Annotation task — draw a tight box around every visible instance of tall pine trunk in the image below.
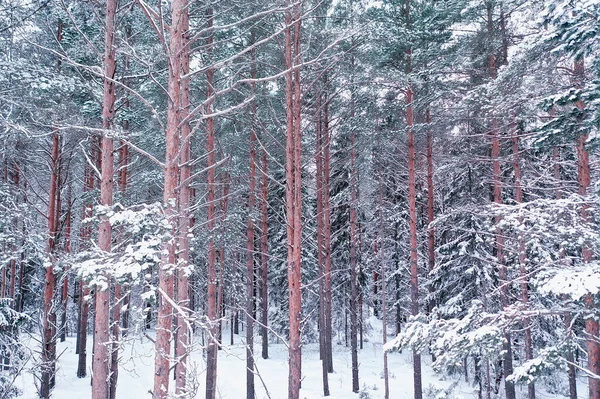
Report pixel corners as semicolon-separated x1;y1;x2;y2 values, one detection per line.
486;4;515;398
153;1;185;398
260;147;269;360
174;6;191;396
512;124;535;399
41;129;59;399
92;0;117;395
77;137;96;377
245;41;258;398
573;57;600;399
205;7;219;399
315;93;329;396
322;83;333;374
553;144;578;399
285;2;303;397
405;2;422;397
349;100;360;394
378;132;390;399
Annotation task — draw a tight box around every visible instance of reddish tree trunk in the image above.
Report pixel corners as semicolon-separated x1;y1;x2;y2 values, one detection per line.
41;129;59;399
285;3;303;397
405;3;422;397
573;57;600;399
153;2;186;399
92;0;117;396
486;4;515;398
174;7;191;397
407;87;422;399
315;93;329;396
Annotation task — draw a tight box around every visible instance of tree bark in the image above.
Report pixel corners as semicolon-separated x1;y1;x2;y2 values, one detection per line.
573;57;600;399
349;94;360;395
246;39;258;398
486;4;515;399
425;109;435;312
153;2;185;398
92;0;117;395
378;132;390;399
174;6;191;396
553;145;578;399
205;7;219;399
77;138;96;377
322;78;333;373
60;179;72;343
285;3;303;397
315;93;329;396
41;128;59;399
405;2;422;397
512;124;535;399
260;147;269;361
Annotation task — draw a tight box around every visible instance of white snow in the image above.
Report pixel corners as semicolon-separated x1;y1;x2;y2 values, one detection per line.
13;315;587;398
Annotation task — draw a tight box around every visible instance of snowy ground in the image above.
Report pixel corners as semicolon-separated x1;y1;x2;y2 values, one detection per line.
15;316;587;398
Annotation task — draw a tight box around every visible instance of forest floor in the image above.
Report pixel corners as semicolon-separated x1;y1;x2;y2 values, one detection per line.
16;315;586;398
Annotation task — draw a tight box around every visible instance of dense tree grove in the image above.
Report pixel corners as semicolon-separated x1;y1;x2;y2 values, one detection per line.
0;0;599;398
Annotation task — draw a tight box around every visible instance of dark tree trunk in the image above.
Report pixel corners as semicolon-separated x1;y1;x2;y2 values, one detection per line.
260;147;269;361
205;8;219;399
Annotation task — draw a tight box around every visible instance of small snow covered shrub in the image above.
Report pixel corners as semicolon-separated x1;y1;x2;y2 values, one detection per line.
0;299;29;399
358;386;372;399
425;383;453;399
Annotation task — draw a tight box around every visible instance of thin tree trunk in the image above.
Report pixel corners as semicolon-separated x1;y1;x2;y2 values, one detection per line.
349;100;360;395
315;93;329;396
425;108;435;314
60;180;72;343
9;163;19;305
77;140;95;377
245;39;258;398
92;0;117;395
322;80;333;373
405;2;422;397
260;147;269;360
512;125;535;399
120;26;132;339
378;132;390;399
41;128;59;399
205;7;219;399
486;4;515;398
553;145;578;399
217;170;230;351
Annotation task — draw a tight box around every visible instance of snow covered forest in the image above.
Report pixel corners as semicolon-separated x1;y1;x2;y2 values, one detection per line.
0;0;599;398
